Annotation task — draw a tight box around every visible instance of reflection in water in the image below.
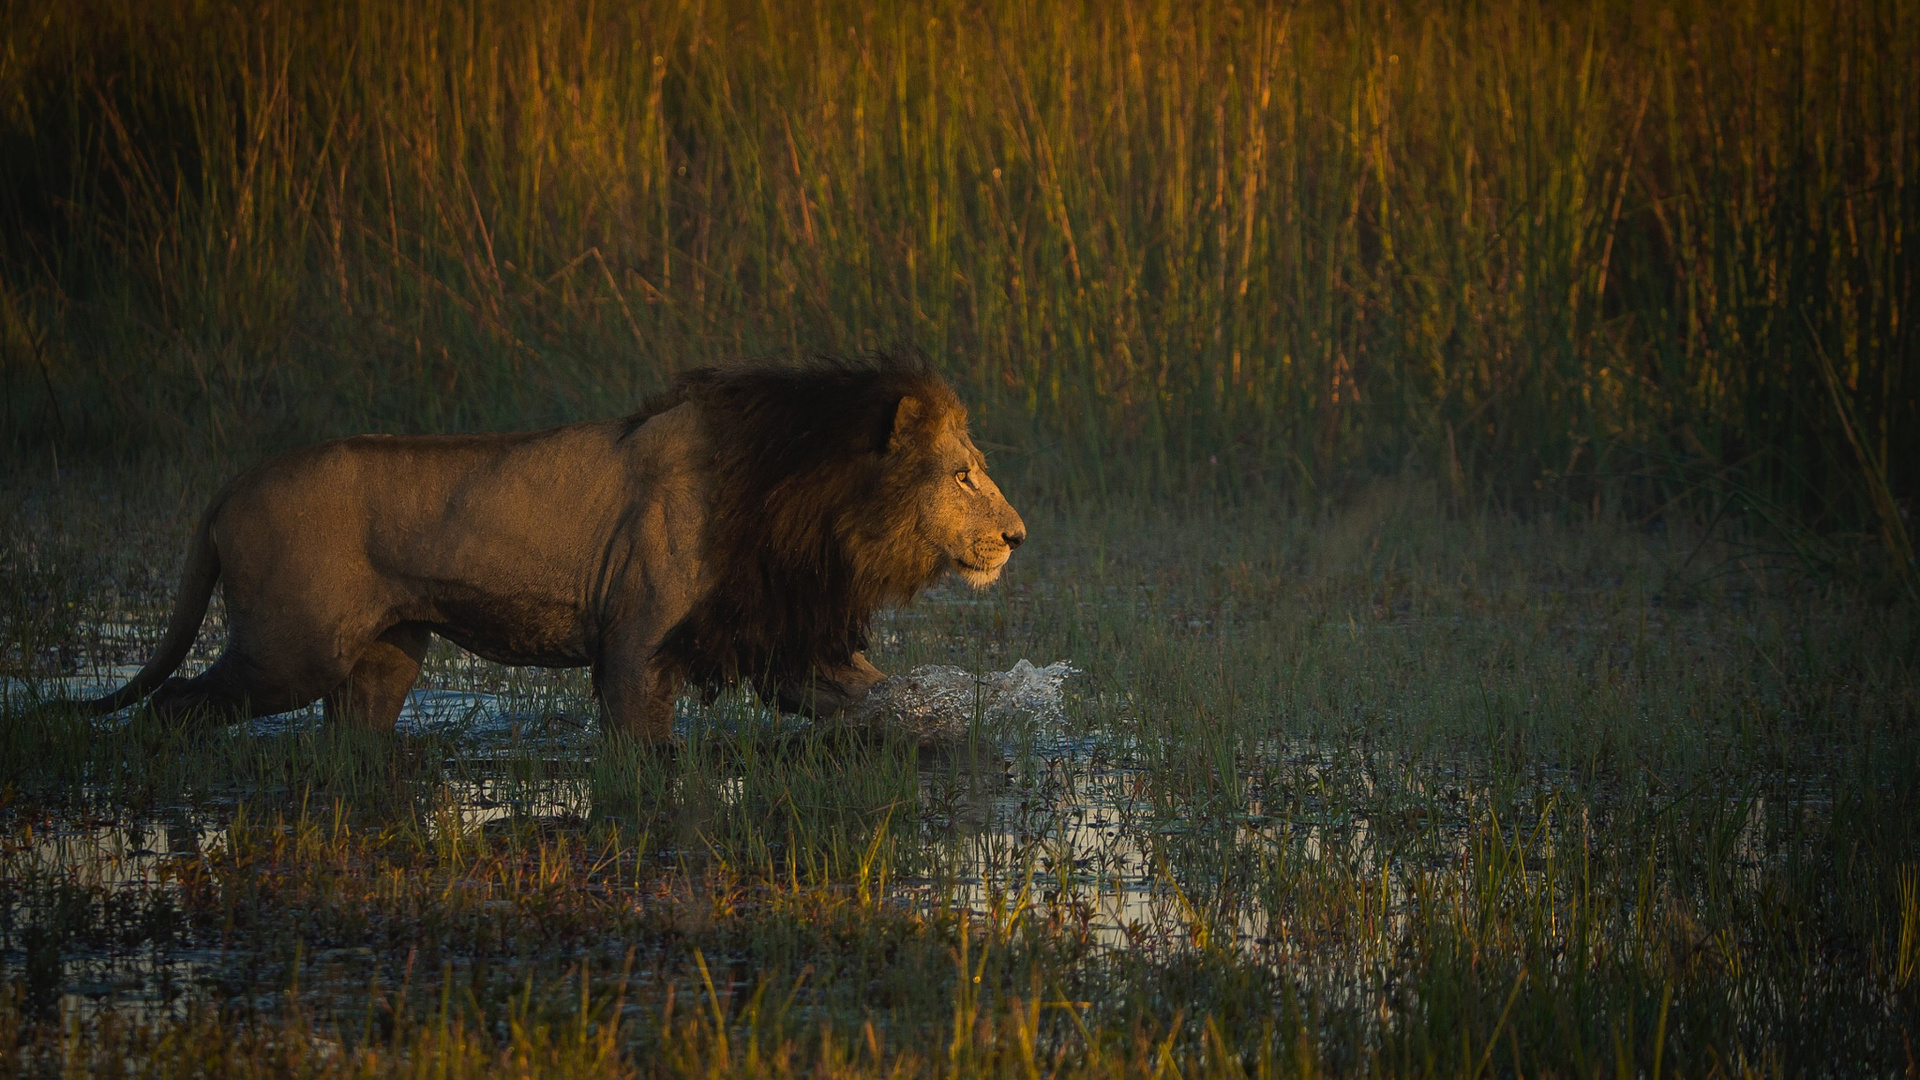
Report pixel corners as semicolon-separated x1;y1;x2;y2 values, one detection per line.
9;810;229;1024
908;740;1468;965
1;663;1800;1043
432;775;593;835
1;688;1474;1023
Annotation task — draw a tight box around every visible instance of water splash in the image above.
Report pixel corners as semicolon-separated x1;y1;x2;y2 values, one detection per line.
846;659;1078;745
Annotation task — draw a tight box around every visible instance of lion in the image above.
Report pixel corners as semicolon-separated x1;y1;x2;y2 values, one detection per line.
57;356;1025;740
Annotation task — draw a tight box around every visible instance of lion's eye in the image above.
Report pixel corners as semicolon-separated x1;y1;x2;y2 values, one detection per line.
956;469;977;490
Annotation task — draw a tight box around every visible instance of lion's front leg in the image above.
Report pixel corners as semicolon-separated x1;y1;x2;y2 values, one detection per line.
773;652;886;718
594;641;679;743
831;652;887;701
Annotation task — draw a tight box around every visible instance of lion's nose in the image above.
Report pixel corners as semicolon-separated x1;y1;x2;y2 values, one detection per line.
1004;529;1025;550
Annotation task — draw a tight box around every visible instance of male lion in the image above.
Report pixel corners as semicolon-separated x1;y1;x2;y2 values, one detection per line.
62;356;1025;740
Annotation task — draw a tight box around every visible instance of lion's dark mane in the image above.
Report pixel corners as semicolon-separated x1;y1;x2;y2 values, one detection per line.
641;355;963;698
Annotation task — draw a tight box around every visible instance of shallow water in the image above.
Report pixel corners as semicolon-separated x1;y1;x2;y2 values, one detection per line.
6;806;229;1023
0;655;1844;1052
3;670;576;741
2;661;1118;1018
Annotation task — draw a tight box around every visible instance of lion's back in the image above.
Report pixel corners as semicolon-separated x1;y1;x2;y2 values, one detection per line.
203;410;711;635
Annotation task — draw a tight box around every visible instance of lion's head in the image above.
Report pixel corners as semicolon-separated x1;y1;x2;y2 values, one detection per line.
652;356;1026;693
874;391;1025;589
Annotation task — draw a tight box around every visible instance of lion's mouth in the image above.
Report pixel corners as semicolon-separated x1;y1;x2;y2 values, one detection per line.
952;552;1010;588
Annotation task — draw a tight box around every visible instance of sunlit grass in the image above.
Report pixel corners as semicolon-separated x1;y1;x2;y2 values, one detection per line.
1;0;1914;553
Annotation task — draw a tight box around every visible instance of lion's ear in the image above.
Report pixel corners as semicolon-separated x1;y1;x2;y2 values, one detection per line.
888;395;927;452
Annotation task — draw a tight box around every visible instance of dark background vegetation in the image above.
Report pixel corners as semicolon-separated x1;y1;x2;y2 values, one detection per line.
0;0;1913;548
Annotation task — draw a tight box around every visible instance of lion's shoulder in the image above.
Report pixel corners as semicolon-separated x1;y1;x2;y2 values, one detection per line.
652;355;965;688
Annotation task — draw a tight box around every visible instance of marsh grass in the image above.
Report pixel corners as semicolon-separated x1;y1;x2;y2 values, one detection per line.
0;0;1915;542
2;2;1917;1067
3;460;1916;1075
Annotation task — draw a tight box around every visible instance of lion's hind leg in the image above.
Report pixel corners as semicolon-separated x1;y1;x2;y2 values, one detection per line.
147;653;312;725
323;624;431;732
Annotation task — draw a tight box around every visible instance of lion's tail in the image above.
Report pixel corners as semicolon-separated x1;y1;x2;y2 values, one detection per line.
73;517;222;717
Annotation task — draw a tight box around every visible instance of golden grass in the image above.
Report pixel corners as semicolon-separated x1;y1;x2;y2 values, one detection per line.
0;0;1913;535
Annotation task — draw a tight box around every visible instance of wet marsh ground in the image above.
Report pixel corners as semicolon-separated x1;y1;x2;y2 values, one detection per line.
2;461;1917;1077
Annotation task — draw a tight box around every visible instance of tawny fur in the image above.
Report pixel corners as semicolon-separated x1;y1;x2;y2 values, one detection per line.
60;356;1026;740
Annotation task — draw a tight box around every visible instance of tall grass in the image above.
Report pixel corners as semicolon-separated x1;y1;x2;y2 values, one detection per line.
0;0;1914;524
